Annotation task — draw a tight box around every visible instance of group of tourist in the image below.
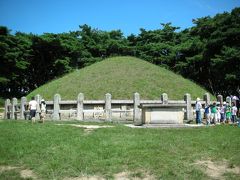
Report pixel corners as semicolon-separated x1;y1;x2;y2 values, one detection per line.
28;97;46;123
195;97;239;125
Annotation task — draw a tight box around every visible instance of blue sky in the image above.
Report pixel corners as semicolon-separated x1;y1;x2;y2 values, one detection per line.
0;0;239;36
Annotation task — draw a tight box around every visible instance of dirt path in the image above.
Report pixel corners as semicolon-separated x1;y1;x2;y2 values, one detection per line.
194;159;240;179
56;124;114;134
0;165;38;179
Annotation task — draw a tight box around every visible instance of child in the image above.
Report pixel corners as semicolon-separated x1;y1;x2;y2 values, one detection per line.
225;103;232;123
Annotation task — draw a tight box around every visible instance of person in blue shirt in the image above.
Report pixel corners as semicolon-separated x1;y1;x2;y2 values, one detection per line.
204;103;211;125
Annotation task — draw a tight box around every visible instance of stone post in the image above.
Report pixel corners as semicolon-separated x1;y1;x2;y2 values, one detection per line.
226;96;231;105
161;93;168;104
11;98;18;119
133;92;141;125
35;94;41;120
217;95;223;105
53;94;61;120
203;93;210;105
105;93;112;121
184;93;192;120
77;93;84;120
20;97;27;119
4;99;10;119
121;105;127;120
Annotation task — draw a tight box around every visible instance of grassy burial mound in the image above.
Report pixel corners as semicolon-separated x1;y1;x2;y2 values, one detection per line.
27;56;212;100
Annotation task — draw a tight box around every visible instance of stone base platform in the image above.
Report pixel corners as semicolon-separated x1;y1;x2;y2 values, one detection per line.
125;124;205;128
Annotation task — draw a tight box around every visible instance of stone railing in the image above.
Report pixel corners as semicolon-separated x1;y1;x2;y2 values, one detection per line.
4;93;229;124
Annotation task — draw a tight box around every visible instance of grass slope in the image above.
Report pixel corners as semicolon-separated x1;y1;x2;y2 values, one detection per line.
28;56;213;100
0;120;239;179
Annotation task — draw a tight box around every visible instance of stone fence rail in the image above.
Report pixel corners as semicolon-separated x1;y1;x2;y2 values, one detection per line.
4;93;229;125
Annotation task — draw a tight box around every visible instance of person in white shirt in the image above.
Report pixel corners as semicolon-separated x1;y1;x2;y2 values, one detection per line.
28;97;38;123
195;97;202;124
220;102;226;123
231;102;238;123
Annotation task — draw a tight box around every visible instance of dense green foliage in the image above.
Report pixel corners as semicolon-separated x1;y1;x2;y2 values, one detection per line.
27;56;212;100
0;120;239;179
0;8;239;98
0;97;4;107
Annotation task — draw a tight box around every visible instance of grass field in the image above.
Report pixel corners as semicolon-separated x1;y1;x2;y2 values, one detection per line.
27;56;214;100
0;120;239;180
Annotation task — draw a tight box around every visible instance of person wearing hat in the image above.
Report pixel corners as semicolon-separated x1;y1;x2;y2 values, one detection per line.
195;97;202;124
40;99;46;123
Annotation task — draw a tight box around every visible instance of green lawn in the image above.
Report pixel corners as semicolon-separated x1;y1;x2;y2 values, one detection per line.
0;120;239;179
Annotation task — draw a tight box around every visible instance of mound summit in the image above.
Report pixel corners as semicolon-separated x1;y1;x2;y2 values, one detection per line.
28;56;212;100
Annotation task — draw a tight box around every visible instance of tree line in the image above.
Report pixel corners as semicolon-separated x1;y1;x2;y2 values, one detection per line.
0;7;239;98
